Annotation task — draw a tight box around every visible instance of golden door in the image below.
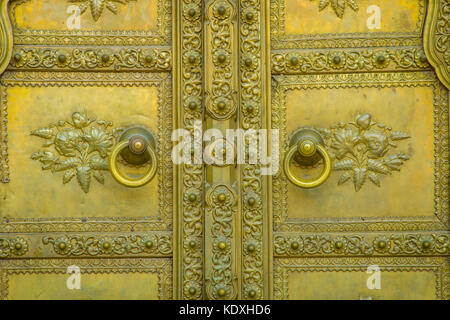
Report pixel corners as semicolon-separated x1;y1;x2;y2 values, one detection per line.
0;0;448;300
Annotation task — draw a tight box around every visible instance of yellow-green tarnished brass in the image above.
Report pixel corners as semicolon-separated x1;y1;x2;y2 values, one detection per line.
283;128;332;189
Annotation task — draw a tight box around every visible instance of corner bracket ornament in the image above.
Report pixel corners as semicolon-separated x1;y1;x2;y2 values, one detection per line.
424;0;450;89
0;0;13;76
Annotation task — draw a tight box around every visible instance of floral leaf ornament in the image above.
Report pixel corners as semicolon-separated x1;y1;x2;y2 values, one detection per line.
31;111;120;193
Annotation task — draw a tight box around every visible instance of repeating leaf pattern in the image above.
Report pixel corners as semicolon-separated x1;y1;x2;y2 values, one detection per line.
319;113;411;192
31;111;121;193
310;0;359;18
68;0;137;22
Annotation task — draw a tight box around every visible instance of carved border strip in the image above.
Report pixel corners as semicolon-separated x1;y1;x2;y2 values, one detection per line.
239;0;267;300
0;236;28;257
10;0;172;46
274;232;450;257
424;0;450;89
7;46;172;72
0;72;173;232
270;0;425;50
0;258;173;300
271;47;432;74
273;256;448;300
272;72;449;232
177;0;204;300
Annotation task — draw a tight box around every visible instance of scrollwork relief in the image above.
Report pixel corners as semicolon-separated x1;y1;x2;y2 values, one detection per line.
42;233;172;256
205;184;237;300
310;0;359;19
0;237;28;257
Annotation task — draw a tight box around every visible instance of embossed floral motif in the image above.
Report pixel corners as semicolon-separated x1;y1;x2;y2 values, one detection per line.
68;0;137;22
319;113;411;191
310;0;359;18
244;286;261;299
31;111;122;193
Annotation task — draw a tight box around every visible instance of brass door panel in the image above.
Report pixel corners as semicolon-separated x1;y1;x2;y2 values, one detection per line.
0;0;449;300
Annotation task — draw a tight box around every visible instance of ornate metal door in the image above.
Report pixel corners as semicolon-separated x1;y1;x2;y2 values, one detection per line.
0;0;449;300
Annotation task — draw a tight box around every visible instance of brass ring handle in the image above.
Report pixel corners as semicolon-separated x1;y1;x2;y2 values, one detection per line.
109;127;157;188
283;129;332;189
